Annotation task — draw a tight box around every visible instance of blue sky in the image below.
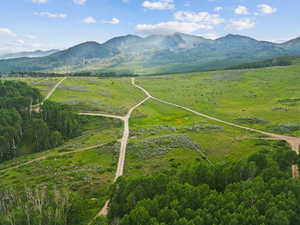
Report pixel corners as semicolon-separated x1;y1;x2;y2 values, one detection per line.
0;0;299;53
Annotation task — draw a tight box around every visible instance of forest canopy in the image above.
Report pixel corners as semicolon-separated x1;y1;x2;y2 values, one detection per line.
0;80;81;162
105;142;300;225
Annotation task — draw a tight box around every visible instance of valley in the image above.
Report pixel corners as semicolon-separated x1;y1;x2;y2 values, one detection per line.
0;61;299;224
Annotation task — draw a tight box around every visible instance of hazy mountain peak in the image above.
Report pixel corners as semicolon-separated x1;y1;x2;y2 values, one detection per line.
218;34;257;41
103;34;143;50
282;36;300;45
1;33;300;74
72;41;102;48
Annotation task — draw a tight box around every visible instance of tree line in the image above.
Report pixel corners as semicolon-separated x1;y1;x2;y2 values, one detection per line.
1;71;138;78
0;80;81;163
103;141;300;225
228;56;295;70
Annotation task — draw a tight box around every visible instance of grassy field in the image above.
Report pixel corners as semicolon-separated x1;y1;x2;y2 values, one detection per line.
137;63;300;137
50;77;145;115
124;99;280;176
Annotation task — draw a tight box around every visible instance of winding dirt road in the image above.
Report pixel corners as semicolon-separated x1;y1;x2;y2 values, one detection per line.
79;94;151;181
132;78;300;178
85;82;151;223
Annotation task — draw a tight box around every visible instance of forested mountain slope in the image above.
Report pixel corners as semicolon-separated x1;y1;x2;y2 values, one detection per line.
1;33;300;75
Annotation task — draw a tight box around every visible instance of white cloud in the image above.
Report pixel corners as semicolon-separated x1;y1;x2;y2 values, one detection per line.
0;28;16;36
25;34;38;40
214;7;223;12
227;18;255;30
257;4;277;14
137;10;224;35
34;12;67;19
73;0;87;5
32;0;48;3
16;39;25;45
102;18;120;24
136;21;208;35
142;0;175;10
174;11;224;25
234;5;250;15
83;16;96;24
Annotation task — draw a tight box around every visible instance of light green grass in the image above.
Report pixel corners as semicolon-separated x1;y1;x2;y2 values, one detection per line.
137;64;300;136
125;99;274;176
50;77;145;115
0;144;117;224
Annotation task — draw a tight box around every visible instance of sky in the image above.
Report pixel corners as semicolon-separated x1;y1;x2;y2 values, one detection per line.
0;0;299;53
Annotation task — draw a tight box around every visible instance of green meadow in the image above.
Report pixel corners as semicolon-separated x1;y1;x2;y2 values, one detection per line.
125;99;281;176
50;77;145;115
137;63;300;137
2;63;299;223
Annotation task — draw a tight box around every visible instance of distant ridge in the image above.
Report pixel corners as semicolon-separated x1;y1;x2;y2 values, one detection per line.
0;49;59;60
0;33;299;75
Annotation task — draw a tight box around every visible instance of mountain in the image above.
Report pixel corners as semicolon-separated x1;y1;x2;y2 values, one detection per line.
46;41;117;65
280;37;300;55
0;49;59;60
0;33;299;75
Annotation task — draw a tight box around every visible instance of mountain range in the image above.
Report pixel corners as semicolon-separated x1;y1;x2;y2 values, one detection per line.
0;49;59;60
0;33;299;75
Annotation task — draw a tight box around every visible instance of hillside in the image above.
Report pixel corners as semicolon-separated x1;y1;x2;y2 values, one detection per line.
0;33;300;75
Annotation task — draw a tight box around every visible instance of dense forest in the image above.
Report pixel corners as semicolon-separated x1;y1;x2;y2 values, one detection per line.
228;56;296;70
0;187;90;225
99;141;300;225
0;80;81;163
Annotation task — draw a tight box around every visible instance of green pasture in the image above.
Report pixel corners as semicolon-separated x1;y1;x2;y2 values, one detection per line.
50;77;145;115
137;64;300;136
124;99;279;176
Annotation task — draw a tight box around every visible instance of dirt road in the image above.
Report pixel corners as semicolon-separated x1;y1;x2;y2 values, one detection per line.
132;78;300;178
115;95;151;180
79;112;124;120
32;77;67;111
44;77;67;102
85;81;151;223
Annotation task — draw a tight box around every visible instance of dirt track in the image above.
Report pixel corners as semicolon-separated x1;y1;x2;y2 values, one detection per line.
0;144;105;174
32;77;67;111
132;78;300;178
